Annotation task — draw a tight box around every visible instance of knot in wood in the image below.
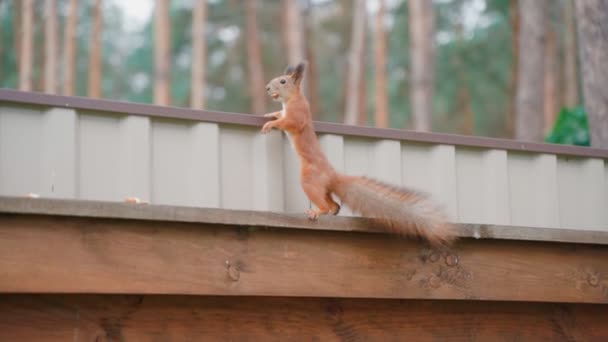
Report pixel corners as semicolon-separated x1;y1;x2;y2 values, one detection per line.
429;251;440;263
587;273;599;287
227;264;240;281
445;254;459;267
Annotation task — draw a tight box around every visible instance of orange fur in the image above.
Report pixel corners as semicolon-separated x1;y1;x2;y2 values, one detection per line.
262;62;456;245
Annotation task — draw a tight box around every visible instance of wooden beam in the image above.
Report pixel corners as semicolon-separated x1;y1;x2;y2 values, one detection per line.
0;215;607;303
0;295;607;341
1;197;607;245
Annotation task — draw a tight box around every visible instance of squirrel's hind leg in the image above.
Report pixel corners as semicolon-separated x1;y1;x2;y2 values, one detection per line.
302;183;334;220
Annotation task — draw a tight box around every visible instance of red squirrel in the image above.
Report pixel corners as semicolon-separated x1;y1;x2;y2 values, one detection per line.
261;62;455;245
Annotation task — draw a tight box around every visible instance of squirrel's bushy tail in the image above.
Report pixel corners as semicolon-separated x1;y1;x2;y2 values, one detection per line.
331;174;456;246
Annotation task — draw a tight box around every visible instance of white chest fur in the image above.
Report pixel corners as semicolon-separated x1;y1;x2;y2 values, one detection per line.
280;102;295;149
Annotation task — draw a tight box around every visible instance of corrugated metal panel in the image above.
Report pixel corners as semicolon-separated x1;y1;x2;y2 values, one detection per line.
1;103;607;232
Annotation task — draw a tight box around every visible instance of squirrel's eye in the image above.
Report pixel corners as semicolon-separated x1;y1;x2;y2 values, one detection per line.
280;79;286;84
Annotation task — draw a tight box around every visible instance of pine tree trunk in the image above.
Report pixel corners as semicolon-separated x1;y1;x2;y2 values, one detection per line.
63;0;79;96
19;0;33;91
563;0;579;108
506;0;519;138
191;0;207;110
343;0;366;125
13;0;21;72
282;0;308;100
357;10;367;126
245;0;266;114
374;0;389;128
304;0;319;119
283;0;304;64
44;0;58;94
88;0;102;98
544;22;558;134
154;0;171;106
409;0;435;131
515;0;546;142
575;0;608;148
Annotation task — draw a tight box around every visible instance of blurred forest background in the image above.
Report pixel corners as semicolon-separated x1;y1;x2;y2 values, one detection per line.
1;0;607;146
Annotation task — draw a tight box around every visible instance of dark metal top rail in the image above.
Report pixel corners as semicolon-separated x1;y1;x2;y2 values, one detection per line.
1;88;607;158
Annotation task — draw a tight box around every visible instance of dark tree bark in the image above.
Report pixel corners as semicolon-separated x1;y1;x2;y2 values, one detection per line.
245;0;266;114
575;0;608;148
409;0;436;131
63;0;79;96
563;0;579;108
19;0;33;91
154;0;171;105
88;0;102;98
515;0;547;142
44;0;58;94
191;0;207;109
344;0;366;125
374;0;389;128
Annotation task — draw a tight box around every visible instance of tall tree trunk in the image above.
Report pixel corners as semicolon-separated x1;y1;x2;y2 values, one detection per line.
282;0;309;103
409;0;436;131
13;0;21;72
63;0;79;96
19;0;33;91
154;0;171;106
563;0;579;108
191;0;207;110
374;0;389;128
304;0;319;119
343;0;366;125
515;0;546;142
283;0;304;64
506;0;519;138
357;10;368;126
245;0;266;114
88;0;102;98
44;0;57;94
544;22;558;134
575;0;608;148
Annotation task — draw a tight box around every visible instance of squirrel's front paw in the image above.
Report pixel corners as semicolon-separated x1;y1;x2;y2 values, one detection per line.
264;113;279;119
261;121;275;134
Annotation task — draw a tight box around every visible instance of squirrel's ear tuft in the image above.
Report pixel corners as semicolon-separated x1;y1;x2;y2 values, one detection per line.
289;61;307;85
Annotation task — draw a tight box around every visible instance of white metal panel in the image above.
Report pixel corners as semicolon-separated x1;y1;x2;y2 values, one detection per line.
0;105;43;196
282;132;308;213
373;140;402;185
344;137;373;176
40;108;78;198
508;153;560;228
190;122;220;208
151;120;194;206
402;143;458;220
219;126;255;210
557;157;606;229
78;112;123;201
0;106;43;196
252;130;284;211
456;148;510;224
120;115;150;202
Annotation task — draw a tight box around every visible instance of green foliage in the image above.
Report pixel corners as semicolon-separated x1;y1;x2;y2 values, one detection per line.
545;106;590;146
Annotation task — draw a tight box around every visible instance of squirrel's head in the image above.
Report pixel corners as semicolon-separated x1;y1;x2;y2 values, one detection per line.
266;62;306;102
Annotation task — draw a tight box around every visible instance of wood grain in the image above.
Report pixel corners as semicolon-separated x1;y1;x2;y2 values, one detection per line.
1;197;608;245
0;295;606;341
1;214;607;303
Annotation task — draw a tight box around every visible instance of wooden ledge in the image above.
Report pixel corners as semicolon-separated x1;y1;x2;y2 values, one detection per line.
0;197;607;245
1;197;607;303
